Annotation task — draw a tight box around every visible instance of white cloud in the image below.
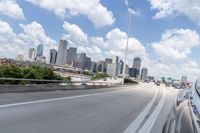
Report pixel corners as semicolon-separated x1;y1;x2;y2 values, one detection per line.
125;0;128;6
146;60;200;81
62;21;146;64
62;22;88;46
0;20;56;59
149;0;200;25
19;21;57;56
152;29;200;60
26;0;115;28
0;0;25;19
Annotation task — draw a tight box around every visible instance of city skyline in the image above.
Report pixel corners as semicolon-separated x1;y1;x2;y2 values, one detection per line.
0;0;200;80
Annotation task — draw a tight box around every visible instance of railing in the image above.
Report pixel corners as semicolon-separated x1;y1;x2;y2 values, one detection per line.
0;78;122;86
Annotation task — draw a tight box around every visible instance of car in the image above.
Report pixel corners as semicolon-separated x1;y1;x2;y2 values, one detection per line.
155;80;161;86
163;78;200;133
144;79;149;83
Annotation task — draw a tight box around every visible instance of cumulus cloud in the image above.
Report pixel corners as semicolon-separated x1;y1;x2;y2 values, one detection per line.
0;0;25;19
0;20;56;58
62;21;146;64
147;60;200;81
62;22;88;46
152;29;200;60
26;0;115;28
149;0;200;25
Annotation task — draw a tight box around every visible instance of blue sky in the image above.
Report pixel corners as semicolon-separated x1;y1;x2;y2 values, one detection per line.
0;0;200;80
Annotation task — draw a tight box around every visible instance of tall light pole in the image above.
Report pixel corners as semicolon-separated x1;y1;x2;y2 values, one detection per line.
122;11;133;85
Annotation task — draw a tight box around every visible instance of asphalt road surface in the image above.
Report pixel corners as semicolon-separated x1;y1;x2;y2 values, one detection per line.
0;83;178;133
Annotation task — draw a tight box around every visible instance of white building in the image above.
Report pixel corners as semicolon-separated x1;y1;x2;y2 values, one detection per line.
56;40;68;66
141;68;148;80
107;63;116;77
28;48;36;62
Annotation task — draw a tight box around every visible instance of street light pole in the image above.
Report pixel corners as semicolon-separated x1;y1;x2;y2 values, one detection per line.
122;11;132;85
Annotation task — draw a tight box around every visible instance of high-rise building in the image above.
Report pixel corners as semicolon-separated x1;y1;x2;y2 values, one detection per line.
76;53;87;70
56;40;68;65
132;57;141;78
36;44;44;58
15;54;24;61
141;67;148;80
28;48;36;61
66;47;77;65
120;60;124;74
112;56;119;64
86;57;91;70
49;49;57;64
125;65;129;75
104;58;112;72
91;61;97;73
107;63;116;77
106;56;121;77
97;61;106;72
105;58;112;63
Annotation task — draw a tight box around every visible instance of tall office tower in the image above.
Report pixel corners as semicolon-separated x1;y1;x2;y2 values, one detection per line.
119;60;124;74
49;49;57;64
112;56;119;64
133;57;141;78
36;44;44;58
141;67;148;80
56;40;68;65
107;63;117;77
105;58;113;63
125;65;129;75
104;58;113;72
96;61;106;72
91;61;97;73
77;53;87;70
28;48;36;61
86;57;91;70
66;47;77;65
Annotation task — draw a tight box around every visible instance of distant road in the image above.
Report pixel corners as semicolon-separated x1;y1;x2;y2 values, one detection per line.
0;83;178;133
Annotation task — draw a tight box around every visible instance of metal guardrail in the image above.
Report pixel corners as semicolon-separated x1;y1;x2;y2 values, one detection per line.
0;78;122;86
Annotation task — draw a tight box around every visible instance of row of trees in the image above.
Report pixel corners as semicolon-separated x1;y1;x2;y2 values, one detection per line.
0;65;70;84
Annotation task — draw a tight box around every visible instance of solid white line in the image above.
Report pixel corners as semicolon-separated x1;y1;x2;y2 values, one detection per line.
138;86;166;133
0;87;135;108
123;86;158;133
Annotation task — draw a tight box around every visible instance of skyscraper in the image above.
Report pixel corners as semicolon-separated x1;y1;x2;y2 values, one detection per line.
28;48;36;61
104;58;112;72
133;57;141;78
49;49;57;64
36;44;44;58
112;56;119;64
77;53;87;70
120;60;124;74
141;67;148;80
56;40;68;65
86;57;91;70
66;47;77;65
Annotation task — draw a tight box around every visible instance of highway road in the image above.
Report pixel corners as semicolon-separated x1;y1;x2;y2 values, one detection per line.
0;83;178;133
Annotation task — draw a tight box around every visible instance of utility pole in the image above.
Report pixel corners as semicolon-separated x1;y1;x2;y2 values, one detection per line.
122;11;132;85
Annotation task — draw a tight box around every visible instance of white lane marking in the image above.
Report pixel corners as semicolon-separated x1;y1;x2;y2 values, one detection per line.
0;87;136;108
138;86;166;133
123;86;158;133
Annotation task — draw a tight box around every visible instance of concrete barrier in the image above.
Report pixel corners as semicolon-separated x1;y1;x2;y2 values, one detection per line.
0;84;122;93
